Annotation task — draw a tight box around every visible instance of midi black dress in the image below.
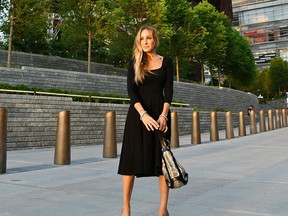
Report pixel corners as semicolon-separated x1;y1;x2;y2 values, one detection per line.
118;57;174;177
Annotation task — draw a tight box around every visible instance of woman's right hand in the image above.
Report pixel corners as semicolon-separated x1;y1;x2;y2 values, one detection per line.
141;113;159;131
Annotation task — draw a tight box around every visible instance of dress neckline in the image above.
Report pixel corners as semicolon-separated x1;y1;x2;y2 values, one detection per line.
150;56;165;71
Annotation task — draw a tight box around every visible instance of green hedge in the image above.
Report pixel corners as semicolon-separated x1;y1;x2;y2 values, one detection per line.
0;83;187;106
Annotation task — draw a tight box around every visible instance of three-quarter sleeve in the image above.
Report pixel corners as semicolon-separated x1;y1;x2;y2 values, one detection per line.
127;59;140;105
164;57;174;104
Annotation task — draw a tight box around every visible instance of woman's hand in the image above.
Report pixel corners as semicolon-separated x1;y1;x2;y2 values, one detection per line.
141;113;159;131
157;115;168;132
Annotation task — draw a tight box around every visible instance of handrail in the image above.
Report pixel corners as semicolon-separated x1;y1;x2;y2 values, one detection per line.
0;88;190;107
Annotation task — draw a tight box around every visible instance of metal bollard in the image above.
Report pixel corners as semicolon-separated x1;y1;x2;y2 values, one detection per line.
103;111;117;158
259;110;266;132
275;109;281;129
191;111;201;144
210;111;219;141
250;110;257;134
225;111;234;139
54;110;71;165
268;109;274;130
0;108;7;174
282;109;287;127
170;112;180;148
238;111;246;136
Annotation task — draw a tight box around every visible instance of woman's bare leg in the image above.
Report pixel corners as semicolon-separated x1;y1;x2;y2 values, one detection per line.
122;175;135;216
158;175;169;216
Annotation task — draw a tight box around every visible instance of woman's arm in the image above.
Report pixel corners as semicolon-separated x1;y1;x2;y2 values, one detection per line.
134;102;159;131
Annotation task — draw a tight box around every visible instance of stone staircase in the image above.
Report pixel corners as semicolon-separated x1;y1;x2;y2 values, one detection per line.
0;93;247;150
0;66;127;95
0;94;127;150
0;66;258;150
0;66;260;111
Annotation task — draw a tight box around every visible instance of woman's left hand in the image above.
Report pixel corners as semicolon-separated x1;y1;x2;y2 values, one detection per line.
158;116;168;132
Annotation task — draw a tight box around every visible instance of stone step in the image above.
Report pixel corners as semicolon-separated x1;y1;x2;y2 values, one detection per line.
0;62;262;150
0;66;262;112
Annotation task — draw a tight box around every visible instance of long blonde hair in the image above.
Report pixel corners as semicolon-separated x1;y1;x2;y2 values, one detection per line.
133;26;159;85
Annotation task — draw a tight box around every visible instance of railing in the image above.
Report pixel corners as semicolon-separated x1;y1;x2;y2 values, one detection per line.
0;89;190;107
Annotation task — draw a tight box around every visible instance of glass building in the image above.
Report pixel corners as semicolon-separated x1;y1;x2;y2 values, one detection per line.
232;0;288;69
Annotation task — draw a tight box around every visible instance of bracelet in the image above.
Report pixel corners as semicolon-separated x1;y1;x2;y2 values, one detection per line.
140;111;147;121
159;115;168;121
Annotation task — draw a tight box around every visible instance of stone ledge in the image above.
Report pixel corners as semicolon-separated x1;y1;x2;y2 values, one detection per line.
0;94;252;150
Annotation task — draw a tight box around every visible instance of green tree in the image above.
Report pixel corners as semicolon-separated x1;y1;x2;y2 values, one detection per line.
0;0;8;50
190;0;228;86
107;0;170;68
223;28;256;88
164;0;192;81
257;67;273;99
0;0;52;67
56;0;113;72
0;0;52;54
269;57;288;96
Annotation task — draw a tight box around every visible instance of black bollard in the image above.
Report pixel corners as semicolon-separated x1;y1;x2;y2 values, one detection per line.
0;108;7;174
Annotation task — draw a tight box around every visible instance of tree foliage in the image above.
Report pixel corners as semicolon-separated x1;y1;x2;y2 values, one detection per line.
257;68;273;98
247;58;288;99
224;28;256;87
164;0;192;80
190;1;228;69
0;0;259;90
55;0;114;72
269;57;288;95
107;0;170;67
0;0;52;54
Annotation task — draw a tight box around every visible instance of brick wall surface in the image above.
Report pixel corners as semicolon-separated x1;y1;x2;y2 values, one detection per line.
0;66;266;112
0;94;246;150
0;49;126;76
0;50;286;150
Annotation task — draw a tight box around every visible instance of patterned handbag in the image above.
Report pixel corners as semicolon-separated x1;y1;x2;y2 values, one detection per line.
158;132;188;189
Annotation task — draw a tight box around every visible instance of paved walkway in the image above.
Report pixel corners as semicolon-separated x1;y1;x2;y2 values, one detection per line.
1;127;288;216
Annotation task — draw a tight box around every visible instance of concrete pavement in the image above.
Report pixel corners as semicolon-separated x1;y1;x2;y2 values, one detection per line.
1;127;288;216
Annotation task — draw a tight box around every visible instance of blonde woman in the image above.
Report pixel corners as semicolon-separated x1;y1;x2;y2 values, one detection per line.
118;26;174;216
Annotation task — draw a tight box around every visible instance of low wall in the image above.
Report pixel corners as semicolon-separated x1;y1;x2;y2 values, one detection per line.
0;50;286;150
0;66;265;112
0;49;126;76
0;49;273;111
0;94;246;150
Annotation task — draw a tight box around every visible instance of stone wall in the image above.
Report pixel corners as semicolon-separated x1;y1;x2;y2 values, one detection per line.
2;50;282;111
0;94;244;150
0;50;285;150
0;66;264;112
0;49;126;76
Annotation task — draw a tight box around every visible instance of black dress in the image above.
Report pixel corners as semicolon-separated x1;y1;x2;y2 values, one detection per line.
118;57;174;177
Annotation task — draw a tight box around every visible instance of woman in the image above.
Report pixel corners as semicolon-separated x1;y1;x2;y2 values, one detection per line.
118;26;174;216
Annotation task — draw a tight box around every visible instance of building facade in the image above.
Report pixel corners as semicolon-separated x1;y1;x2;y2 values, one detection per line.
232;0;288;69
